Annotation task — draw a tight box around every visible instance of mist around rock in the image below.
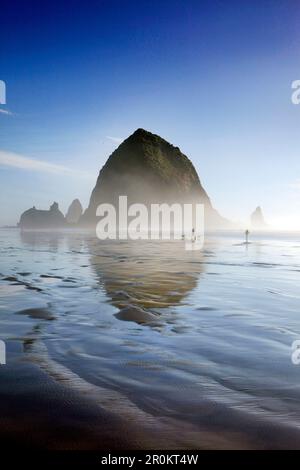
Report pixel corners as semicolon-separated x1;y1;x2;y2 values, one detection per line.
18;129;233;231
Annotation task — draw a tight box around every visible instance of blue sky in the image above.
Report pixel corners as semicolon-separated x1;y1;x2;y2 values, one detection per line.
0;0;300;228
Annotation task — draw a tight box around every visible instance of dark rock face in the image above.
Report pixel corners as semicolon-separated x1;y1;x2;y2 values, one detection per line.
251;206;267;229
81;129;229;228
18;202;65;229
66;199;83;224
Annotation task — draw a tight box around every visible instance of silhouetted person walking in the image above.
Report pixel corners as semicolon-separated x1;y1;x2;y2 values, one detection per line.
245;229;249;244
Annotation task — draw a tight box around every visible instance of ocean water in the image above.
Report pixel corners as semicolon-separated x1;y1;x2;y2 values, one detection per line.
1;228;300;448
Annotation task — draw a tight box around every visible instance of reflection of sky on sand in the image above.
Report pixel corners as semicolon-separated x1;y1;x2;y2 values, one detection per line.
1;229;300;448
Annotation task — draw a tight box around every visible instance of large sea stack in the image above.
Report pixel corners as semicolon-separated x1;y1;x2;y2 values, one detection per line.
81;128;229;229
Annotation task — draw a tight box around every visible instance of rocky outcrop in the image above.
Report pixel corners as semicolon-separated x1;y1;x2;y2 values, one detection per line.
18;202;65;229
251;206;267;229
66;199;83;224
81;128;230;229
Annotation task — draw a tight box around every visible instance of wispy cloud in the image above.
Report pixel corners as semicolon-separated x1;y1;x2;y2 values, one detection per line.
0;108;13;116
106;135;123;144
289;179;300;190
0;150;93;179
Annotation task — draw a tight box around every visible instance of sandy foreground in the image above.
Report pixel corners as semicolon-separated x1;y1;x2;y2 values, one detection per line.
1;340;300;450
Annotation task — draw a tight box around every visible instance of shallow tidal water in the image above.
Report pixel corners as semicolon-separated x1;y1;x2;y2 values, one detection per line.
1;228;300;449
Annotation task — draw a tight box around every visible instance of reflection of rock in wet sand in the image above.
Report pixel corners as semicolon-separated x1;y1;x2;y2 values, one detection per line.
19;230;62;250
115;305;160;324
16;308;55;321
18;231;205;324
19;229;88;254
87;240;204;322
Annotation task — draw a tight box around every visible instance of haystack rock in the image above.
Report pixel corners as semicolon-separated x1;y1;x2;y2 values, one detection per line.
66;199;83;224
81;128;230;229
19;202;65;229
251;206;267;229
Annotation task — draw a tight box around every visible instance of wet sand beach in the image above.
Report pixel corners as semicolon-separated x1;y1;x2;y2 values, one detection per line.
1;229;300;449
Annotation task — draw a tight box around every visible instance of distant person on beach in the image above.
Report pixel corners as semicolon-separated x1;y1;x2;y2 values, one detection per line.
245;229;249;244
